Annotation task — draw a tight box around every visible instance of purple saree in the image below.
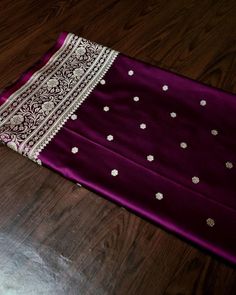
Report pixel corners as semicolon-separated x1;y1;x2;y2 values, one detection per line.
0;32;236;264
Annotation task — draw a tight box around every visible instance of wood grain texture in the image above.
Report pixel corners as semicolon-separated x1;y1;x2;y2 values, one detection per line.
0;1;236;294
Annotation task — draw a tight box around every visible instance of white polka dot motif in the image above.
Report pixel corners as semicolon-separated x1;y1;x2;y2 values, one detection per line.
211;129;218;136
155;192;164;200
100;79;106;85
71;147;78;154
192;176;200;184
107;135;114;141
225;161;233;169
133;96;139;102
140;123;146;129
111;169;118;177
200;99;207;106
103;106;109;112
162;85;168;91
206;218;215;227
170;112;177;118
71;114;77;120
180;142;187;149
128;70;134;76
147;155;154;162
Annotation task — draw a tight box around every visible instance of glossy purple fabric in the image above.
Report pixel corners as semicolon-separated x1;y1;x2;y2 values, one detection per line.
39;53;236;264
1;33;236;264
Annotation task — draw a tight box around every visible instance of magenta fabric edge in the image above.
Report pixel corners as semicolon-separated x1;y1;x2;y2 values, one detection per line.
79;178;236;266
0;32;68;106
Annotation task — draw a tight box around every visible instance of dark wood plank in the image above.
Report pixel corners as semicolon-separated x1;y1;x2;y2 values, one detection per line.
0;1;235;294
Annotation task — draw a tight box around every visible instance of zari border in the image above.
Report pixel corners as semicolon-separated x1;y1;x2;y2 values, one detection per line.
0;32;119;162
32;50;118;161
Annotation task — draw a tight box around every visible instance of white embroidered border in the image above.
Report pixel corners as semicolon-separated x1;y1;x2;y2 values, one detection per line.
0;33;119;162
31;50;118;160
0;33;75;112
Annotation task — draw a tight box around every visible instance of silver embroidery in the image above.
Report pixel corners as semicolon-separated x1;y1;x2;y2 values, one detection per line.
192;176;200;184
107;135;114;141
103;106;109;112
71;147;79;154
0;33;118;161
133;96;139;102
10;114;24;126
71;114;77;120
140;123;146;129
41;101;54;112
47;78;59;88
200;99;207;106
76;47;86;56
162;85;168;91
206;218;215;227
225;161;233;169
211;129;218;136
147;155;154;162
155;192;164;200
111;169;118;176
128;70;134;76
180;142;187;149
73;68;84;78
170;112;177;118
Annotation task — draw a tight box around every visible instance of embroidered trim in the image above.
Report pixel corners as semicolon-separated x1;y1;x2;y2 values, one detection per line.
0;33;119;161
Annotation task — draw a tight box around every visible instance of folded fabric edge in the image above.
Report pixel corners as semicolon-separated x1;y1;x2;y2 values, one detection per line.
0;32;68;106
71;174;236;266
0;32;119;162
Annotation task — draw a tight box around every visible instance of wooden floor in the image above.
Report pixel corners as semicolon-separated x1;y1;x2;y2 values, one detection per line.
0;1;236;294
